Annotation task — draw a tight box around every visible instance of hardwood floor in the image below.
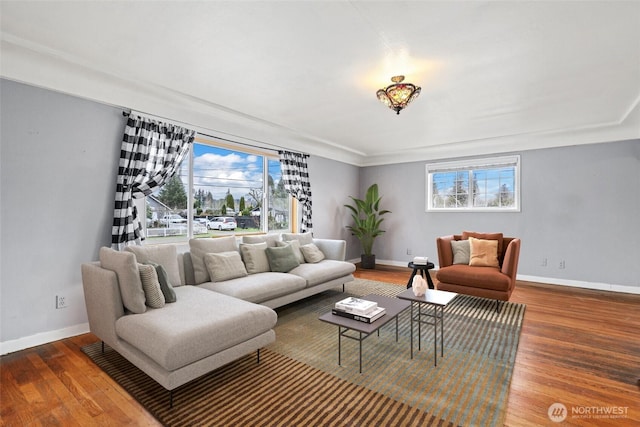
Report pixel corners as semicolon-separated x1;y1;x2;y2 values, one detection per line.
2;265;639;426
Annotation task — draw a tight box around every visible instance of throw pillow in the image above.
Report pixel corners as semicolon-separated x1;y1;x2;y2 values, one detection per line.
462;231;504;260
275;240;305;264
282;232;314;246
468;237;500;267
124;244;181;287
99;247;146;314
138;264;166;309
300;243;325;263
239;242;271;274
204;251;248;282
265;245;300;273
451;240;471;265
145;262;177;303
189;236;238;284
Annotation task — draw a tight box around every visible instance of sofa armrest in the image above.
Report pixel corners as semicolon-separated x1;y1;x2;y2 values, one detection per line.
501;238;521;280
81;262;125;346
436;235;456;268
313;238;346;261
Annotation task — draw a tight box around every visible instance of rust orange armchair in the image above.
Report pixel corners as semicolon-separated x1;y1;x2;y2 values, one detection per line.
436;232;521;302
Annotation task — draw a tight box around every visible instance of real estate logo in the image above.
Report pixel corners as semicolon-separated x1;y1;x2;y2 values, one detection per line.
548;402;629;422
548;403;568;422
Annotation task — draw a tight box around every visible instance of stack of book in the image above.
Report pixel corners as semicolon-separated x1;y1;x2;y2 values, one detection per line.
332;297;386;323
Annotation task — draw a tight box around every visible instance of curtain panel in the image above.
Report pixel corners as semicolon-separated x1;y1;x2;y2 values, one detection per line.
278;151;312;232
111;115;195;249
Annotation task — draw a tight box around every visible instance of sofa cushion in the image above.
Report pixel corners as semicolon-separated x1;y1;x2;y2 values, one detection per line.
265;245;300;273
289;259;356;287
451;240;470;265
115;286;277;371
204;251;248;282
198;272;306;304
146;262;177;303
469;237;499;267
189;236;238;284
138;264;165;308
99;247;146;314
436;265;511;291
242;234;281;247
276;240;305;264
125;245;182;288
282;232;314;245
300;243;325;263
239;242;270;274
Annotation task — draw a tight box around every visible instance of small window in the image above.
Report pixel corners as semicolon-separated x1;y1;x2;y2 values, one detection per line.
426;155;520;212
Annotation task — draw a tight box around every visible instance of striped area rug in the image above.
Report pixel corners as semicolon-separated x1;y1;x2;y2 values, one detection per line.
269;279;526;427
82;279;524;426
82;344;449;426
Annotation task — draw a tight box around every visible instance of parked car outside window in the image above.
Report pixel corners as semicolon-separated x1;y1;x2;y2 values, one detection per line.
207;216;237;231
161;214;187;225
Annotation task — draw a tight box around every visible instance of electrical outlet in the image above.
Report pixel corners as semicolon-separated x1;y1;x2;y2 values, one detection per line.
541;258;547;267
406;248;412;255
559;260;566;269
56;295;67;309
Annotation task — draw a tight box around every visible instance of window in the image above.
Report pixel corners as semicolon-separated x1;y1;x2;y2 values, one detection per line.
143;136;292;243
426;155;520;212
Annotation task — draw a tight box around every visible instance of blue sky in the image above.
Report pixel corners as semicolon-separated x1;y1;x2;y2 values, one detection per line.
185;144;281;200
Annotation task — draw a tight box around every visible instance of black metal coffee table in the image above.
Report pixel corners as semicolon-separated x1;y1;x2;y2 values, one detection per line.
319;294;410;373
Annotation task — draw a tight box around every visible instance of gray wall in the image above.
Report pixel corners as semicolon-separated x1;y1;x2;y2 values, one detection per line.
307;155;359;246
360;141;640;289
1;79;123;345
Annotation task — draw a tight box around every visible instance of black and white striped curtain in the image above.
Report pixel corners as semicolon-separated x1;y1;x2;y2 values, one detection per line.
112;114;195;249
279;151;313;232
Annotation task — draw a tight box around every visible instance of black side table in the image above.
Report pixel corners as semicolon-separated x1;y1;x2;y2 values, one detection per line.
406;261;435;289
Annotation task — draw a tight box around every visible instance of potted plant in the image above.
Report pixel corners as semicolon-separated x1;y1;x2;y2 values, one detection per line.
344;183;391;269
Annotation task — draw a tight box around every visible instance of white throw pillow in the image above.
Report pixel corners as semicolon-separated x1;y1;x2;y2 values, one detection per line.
99;247;146;314
300;243;325;263
239;242;271;274
189;236;238;284
204;251;248;282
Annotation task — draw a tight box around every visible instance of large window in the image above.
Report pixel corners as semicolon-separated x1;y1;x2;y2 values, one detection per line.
426;155;520;212
144;136;292;243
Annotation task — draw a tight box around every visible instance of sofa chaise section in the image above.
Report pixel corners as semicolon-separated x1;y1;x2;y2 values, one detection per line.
81;260;276;393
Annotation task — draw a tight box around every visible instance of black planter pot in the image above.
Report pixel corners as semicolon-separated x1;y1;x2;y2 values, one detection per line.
361;254;376;269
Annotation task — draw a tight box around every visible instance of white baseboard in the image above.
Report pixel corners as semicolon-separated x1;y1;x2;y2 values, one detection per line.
0;323;90;356
352;259;640;295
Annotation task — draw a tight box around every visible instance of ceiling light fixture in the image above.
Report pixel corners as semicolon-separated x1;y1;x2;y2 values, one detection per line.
376;75;421;115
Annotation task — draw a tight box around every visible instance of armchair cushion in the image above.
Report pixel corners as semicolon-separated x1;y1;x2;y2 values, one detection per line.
462;231;504;261
468;237;499;267
436;265;510;292
451;240;470;265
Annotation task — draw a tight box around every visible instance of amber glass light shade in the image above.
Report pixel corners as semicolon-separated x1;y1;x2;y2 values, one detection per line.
376;75;421;115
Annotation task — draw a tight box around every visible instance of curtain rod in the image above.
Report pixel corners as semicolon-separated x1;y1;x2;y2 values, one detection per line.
122;110;309;156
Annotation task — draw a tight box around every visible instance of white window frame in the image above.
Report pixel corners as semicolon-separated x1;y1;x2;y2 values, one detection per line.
426;155;521;212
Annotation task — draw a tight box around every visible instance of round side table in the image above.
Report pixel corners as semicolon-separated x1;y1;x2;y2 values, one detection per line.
406;261;435;289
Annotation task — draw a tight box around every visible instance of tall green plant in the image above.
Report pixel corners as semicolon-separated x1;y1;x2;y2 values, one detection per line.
344;184;391;255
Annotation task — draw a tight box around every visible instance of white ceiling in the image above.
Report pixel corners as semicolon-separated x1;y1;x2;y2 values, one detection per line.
2;1;639;166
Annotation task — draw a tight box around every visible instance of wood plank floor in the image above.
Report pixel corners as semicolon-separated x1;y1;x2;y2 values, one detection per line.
1;265;639;426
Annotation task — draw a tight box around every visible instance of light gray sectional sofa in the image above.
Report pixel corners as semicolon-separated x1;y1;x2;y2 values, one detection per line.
81;232;355;403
